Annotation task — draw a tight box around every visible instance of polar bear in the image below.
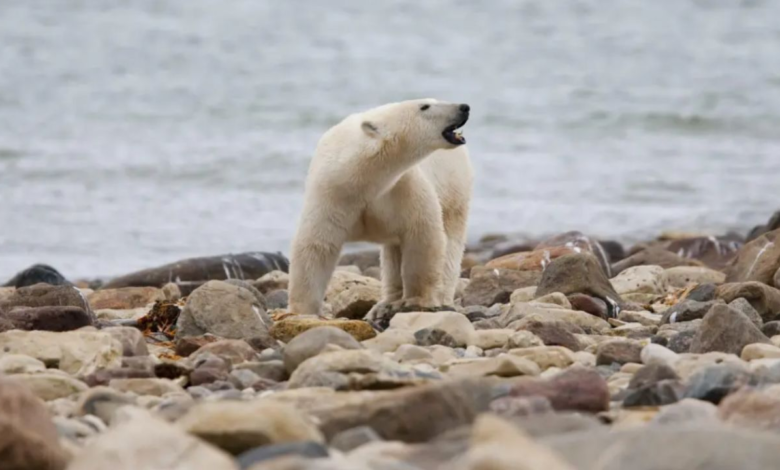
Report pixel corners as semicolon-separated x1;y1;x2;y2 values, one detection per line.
287;99;473;318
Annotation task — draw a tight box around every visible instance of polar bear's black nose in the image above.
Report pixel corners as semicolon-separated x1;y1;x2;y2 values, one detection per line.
459;104;470;113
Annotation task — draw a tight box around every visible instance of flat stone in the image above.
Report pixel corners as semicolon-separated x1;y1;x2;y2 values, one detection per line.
283;326;363;374
87;287;166;310
108;378;185;397
0;305;94;331
389;311;475;347
611;265;668;296
596;339;644;366
14;372;88;401
665;266;726;288
0;353;47;374
509;346;577;370
176;400;323;455
444;355;541;378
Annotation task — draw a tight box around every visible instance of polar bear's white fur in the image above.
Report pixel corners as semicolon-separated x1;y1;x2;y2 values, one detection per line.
288;99;473;317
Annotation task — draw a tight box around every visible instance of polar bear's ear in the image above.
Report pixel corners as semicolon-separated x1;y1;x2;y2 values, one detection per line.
361;121;382;139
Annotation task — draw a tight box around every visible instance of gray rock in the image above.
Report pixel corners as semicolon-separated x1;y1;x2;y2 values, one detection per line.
265;289;289;310
651;398;719;425
689;304;771;354
329;426;382;452
282;326;363;374
237;441;329;468
104;326;149;356
684;364;756;404
175;280;273;344
661;300;718;324
76;386;136;425
543;424;780;470
686;283;717;302
462;267;541;307
623;380;684;408
729;297;763;328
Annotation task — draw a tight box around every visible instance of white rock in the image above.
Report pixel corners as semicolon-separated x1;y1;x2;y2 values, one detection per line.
509;286;537;304
508;346;576;370
0;330;122;376
67;407;238;470
472;329;514;350
665;266;726;288
362;329;416;353
389;311;476;347
14;372;88;401
641;343;679;367
611;265;669;295
741;343;780;361
0;354;46;374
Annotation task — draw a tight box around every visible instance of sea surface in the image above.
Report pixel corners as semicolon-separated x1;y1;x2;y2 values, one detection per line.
1;0;779;280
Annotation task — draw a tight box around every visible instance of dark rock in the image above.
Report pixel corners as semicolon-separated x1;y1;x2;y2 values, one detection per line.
282;326;363;374
264;289;289;310
623;379;684;408
0;306;93;331
0;376;69;469
175;280;273;344
664;235;742;270
519;320;583;351
0;284;92;319
729;297;763;328
568;293;609;319
612;247;705;275
684;364;756;404
154;361;190;380
202;380;237;393
629;364;679;390
747;210;780;242
668;329;699;353
237;441;329;468
762;321;780;338
689;304;771;354
661;300;718;324
488;239;537;259
716;282;780;322
507;367;610;413
543;423;780;470
535;253;622;316
329;426;382;452
415;328;459;347
462;267;540;307
598;240;626;264
174;335;221;357
725;229;780;286
650;335;669;347
3;264;68;288
686;283;718;302
338;249;380;272
463;305;490;322
596;340;643;366
101;252;289;290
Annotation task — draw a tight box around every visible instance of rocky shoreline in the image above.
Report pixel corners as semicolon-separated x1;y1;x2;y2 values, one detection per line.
2;210;780;469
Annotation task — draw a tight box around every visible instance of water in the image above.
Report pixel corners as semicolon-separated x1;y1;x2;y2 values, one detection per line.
1;0;779;281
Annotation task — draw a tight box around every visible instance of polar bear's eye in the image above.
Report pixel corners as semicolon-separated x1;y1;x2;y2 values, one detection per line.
420;104;430;111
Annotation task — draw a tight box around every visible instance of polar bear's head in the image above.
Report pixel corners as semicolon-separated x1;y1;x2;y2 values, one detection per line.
360;99;470;152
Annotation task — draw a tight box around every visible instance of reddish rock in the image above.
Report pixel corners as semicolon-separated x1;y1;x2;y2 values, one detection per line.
87;287;166;310
0;377;68;470
174;335;222;357
536;231;612;277
725;229;780;286
716;282;780;323
718;389;780;431
485;246;578;272
1;306;93;331
0;283;91;314
83;368;156;387
596;339;643;365
568;293;609;319
507;367;609;413
462;267;541;307
664;236;743;270
535;253;622;314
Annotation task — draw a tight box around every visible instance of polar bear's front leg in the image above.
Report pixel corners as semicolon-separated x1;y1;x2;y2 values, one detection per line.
288;209;350;317
380;244;404;302
399;215;447;309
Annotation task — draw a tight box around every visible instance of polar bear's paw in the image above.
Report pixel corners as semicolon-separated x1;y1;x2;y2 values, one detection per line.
365;299;456;330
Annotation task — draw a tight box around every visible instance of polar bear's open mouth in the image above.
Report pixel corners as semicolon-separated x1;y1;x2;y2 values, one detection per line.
443;115;468;146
